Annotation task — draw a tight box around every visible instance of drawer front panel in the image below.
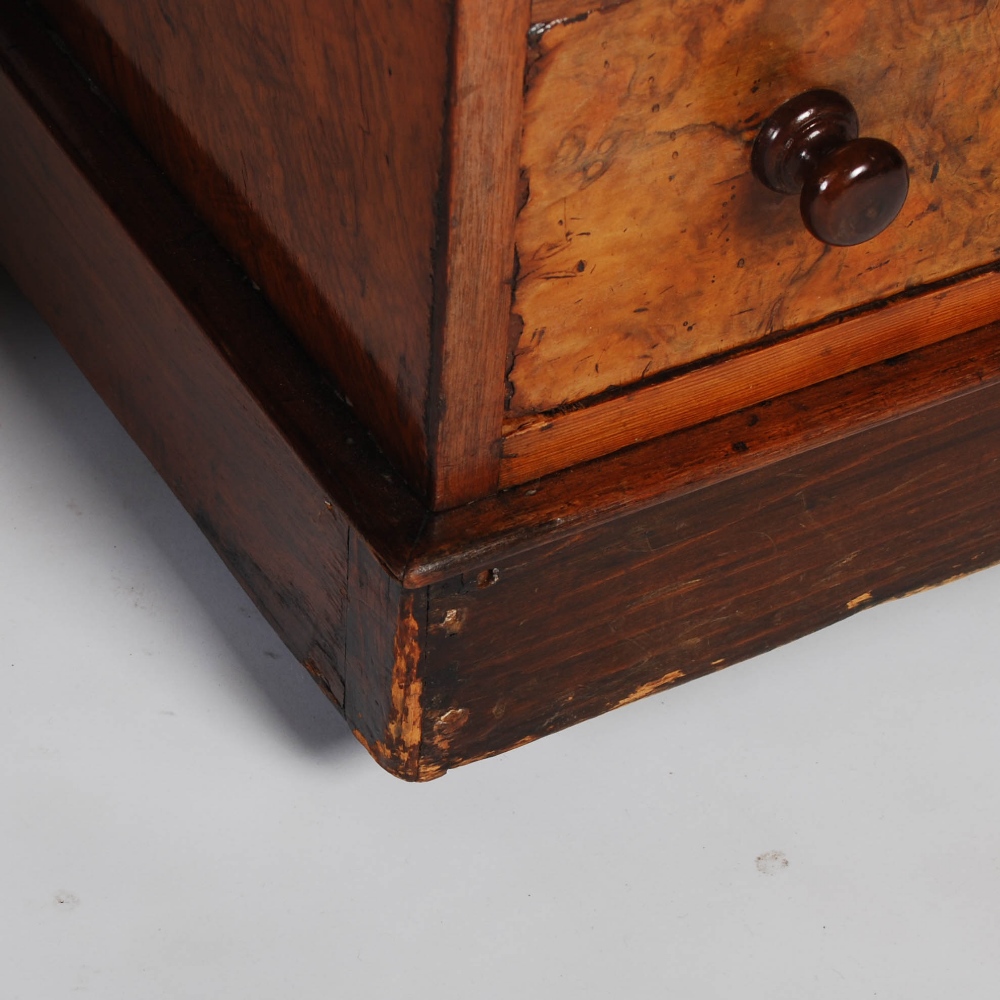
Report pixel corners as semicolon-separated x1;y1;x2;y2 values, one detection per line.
511;0;1000;415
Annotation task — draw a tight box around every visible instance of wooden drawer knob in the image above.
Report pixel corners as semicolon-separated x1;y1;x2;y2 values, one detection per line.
751;89;909;246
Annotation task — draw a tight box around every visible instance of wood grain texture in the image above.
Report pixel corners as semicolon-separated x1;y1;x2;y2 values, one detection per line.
37;0;451;492
420;371;1000;772
14;0;1000;779
512;0;1000;416
530;0;630;26
427;0;531;507
0;2;430;742
501;267;1000;486
409;316;1000;587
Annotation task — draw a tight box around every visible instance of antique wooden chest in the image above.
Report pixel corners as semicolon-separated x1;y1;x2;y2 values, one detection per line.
3;0;1000;777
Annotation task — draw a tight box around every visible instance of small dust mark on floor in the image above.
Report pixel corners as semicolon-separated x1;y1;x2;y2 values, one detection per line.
54;891;80;910
755;850;789;875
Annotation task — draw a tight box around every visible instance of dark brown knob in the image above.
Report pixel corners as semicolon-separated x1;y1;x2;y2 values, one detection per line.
751;89;909;247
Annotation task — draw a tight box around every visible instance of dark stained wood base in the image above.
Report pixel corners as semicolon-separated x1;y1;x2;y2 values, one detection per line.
4;2;1000;779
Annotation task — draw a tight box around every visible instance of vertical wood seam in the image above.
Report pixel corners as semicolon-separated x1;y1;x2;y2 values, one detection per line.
427;0;532;509
423;0;459;501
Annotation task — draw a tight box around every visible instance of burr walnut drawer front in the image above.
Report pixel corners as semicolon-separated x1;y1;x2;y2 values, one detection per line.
508;0;1000;424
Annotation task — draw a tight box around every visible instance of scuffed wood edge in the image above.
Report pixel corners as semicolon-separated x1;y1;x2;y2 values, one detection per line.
350;593;441;781
385;597;426;768
344;534;441;780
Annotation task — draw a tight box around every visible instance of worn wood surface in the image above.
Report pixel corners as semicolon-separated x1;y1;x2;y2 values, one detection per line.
427;0;530;507
421;369;1000;771
36;0;451;493
512;0;1000;417
0;2;430;745
410;315;1000;587
500;267;1000;485
345;535;436;780
12;0;1000;779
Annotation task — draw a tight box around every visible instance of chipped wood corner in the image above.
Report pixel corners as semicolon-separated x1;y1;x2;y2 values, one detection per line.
353;595;444;782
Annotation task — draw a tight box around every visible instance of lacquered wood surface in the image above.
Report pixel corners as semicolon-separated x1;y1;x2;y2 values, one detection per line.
427;0;530;507
11;0;1000;778
37;0;451;493
512;0;1000;416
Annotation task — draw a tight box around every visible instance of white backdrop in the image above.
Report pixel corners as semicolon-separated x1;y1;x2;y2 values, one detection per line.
2;269;999;999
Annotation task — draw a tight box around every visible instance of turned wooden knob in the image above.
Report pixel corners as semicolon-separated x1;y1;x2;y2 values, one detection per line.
750;89;909;247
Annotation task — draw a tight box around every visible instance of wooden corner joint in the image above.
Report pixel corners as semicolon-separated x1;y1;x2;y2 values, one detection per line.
353;595;445;782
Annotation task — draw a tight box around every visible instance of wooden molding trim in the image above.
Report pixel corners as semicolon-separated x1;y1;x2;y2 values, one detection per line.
500;270;1000;487
426;0;531;508
410;317;1000;586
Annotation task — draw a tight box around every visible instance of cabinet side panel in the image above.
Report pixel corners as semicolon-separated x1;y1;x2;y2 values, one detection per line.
37;0;451;491
0;6;363;705
420;381;1000;771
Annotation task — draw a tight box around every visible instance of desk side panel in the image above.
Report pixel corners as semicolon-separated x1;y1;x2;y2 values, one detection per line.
0;6;440;743
37;0;452;492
